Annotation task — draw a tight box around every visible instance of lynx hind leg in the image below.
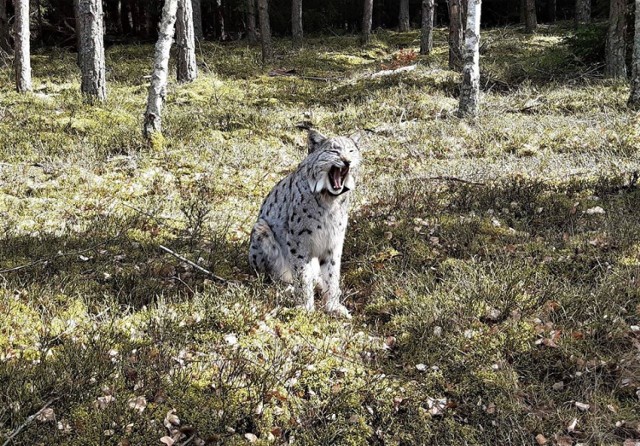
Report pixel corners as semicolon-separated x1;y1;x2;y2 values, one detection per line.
249;219;293;282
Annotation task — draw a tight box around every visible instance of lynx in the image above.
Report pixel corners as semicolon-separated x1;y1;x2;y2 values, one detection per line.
249;130;361;318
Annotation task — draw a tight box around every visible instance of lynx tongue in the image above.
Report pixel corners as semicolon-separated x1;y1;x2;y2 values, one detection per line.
330;166;348;190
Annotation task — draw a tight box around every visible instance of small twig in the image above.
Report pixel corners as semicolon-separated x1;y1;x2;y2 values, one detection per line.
401;175;485;186
2;397;60;446
159;245;228;283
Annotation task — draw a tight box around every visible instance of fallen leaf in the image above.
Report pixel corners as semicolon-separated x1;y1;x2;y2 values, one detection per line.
555;434;573;446
127;396;147;413
535;433;548;445
567;417;578;432
415;363;427;372
36;407;55;422
585;206;605;215
160;436;174;446
552;381;564;391
244;433;258;443
574;401;590;411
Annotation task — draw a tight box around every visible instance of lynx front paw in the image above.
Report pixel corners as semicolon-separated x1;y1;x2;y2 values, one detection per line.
325;302;352;319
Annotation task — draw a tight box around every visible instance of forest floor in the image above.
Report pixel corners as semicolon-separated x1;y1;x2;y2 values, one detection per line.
1;23;640;446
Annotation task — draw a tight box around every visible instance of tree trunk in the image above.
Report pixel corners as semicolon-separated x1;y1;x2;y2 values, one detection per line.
458;0;481;118
257;0;272;62
448;0;463;70
106;0;122;34
361;0;373;45
192;0;203;40
78;0;107;102
548;0;556;23
176;0;197;83
605;0;627;78
575;0;590;24
291;0;303;47
121;0;132;34
0;0;11;54
143;0;178;139
399;0;410;32
246;0;257;43
629;0;640;108
420;0;434;55
216;0;226;40
520;0;525;23
524;0;537;33
14;0;31;92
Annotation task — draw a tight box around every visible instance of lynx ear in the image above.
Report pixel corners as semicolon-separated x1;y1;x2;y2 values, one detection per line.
308;130;327;154
349;131;362;146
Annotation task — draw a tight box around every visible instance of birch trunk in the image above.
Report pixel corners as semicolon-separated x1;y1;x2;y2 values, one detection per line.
78;0;107;102
605;0;627;78
629;0;640;108
257;0;272;62
176;0;197;83
448;0;463;70
399;0;410;32
14;0;31;92
420;0;434;55
192;0;203;40
0;0;11;54
292;0;303;47
143;0;178;139
525;0;537;33
361;0;373;45
575;0;590;24
458;0;481;118
246;0;257;43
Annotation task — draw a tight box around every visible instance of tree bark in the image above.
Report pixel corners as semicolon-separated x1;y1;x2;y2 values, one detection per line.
520;0;525;24
361;0;373;45
524;0;537;33
143;0;178;139
629;0;640;108
448;0;464;70
121;0;132;34
575;0;590;24
14;0;31;92
420;0;434;55
257;0;272;62
292;0;303;47
0;0;11;54
458;0;481;118
246;0;257;43
216;0;226;40
605;0;627;78
192;0;203;40
77;0;107;102
176;0;197;83
399;0;410;31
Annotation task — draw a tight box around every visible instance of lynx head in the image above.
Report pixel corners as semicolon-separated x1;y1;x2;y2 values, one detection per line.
304;130;362;196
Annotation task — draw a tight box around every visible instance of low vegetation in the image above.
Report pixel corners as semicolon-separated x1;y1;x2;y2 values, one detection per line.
1;24;639;445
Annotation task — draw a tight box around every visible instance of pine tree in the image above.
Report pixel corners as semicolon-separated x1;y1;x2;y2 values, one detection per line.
176;0;197;83
361;0;373;45
420;0;434;55
257;0;272;62
605;0;627;78
77;0;107;102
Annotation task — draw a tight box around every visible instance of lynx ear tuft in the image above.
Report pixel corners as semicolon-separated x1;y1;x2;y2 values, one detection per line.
349;131;362;146
308;130;327;154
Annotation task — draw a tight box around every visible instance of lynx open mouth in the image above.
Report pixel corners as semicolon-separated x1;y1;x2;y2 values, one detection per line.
329;165;350;192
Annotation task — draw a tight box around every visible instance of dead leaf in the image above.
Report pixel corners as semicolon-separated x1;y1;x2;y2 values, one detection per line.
567;417;578;432
535;433;548;445
127;396;147;413
574;401;590;411
244;433;258;443
164;409;180;427
554;434;573;446
36;407;55;422
160;436;174;446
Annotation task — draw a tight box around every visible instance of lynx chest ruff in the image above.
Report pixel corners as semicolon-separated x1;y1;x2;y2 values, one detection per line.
249;130;361;318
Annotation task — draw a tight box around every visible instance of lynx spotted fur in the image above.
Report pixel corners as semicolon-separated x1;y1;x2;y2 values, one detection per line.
249;130;361;318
